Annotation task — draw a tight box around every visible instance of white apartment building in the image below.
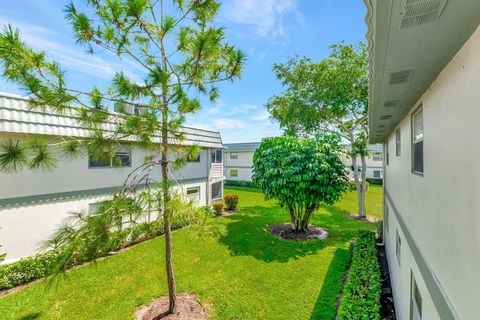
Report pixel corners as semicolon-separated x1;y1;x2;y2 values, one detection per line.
0;93;225;264
341;144;384;180
365;0;480;319
223;142;260;182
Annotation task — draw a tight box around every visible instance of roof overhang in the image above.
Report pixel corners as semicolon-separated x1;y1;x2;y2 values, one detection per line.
365;0;480;143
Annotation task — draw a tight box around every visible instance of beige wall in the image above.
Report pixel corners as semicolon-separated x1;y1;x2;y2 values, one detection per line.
224;150;255;181
384;25;480;320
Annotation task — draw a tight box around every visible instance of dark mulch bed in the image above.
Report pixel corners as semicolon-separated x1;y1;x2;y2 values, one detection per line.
135;294;210;320
377;245;397;319
346;214;378;223
269;223;328;241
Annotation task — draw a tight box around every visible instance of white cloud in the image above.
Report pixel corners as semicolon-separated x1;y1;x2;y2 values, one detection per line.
251;110;270;121
213;118;248;129
222;0;303;38
232;103;258;114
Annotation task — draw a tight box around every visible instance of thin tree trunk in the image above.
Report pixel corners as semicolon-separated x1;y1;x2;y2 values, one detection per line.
359;154;367;218
161;39;176;313
350;135;367;218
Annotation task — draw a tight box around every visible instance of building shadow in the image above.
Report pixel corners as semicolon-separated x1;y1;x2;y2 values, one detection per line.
309;247;351;320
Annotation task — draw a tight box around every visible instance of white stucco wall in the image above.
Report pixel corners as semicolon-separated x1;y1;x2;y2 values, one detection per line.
0;181;208;264
384;25;480;320
224;151;254;181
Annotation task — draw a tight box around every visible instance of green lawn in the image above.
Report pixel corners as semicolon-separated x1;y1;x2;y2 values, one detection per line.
0;186;382;320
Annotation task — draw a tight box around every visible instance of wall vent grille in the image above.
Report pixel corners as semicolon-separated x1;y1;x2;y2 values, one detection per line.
389;70;413;85
384;100;400;108
400;0;448;29
380;115;393;120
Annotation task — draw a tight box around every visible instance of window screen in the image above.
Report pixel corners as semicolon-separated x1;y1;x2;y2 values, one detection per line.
211;181;222;200
211;149;223;163
412;107;424;174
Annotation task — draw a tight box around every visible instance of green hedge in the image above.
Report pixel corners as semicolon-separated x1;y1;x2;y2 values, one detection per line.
0;218;191;291
348;180;370;191
224;180;258;188
366;178;383;186
338;231;381;320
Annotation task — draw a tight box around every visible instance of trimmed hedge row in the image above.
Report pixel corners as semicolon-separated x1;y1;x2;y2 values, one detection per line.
339;230;381;320
366;178;383;186
224;180;258;188
0;216;195;291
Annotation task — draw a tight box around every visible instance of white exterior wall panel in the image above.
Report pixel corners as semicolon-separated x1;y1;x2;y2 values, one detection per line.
384;26;480;320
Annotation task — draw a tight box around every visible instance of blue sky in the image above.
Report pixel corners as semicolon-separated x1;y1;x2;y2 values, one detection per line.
0;0;366;143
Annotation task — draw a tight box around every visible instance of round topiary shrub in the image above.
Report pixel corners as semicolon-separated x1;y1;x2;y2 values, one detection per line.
224;194;239;210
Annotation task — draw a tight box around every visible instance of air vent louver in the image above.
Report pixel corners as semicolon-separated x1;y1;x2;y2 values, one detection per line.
400;0;447;29
389;70;413;85
380;115;392;120
384;100;400;108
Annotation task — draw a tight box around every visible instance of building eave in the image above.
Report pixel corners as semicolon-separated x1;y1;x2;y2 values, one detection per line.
365;0;480;143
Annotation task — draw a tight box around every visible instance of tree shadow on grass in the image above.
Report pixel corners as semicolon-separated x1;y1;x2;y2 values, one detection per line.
219;205;327;263
219;201;373;264
18;312;42;320
309;247;351;320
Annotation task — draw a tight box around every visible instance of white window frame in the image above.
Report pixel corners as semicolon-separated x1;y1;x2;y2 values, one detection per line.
188;154;200;163
89;148;132;169
230;152;238;160
410;273;422;320
211;181;223;200
186;187;200;202
373;170;381;178
230;169;239;177
372;153;383;161
211;149;223;164
411;105;424;175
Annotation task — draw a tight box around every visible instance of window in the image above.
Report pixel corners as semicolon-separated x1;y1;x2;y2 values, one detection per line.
89;149;132;168
211;181;222;200
230;152;238;159
412;106;423;174
186;187;200;202
211;149;223;163
411;274;423;320
88;202;101;215
188;154;200;162
372;153;383;161
373;170;381;178
386;142;389;165
396;230;401;266
384;204;389;232
230;169;238;177
396;129;401;156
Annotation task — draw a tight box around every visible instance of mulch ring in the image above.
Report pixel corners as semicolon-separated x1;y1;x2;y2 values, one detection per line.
269;223;328;241
346;214;378;223
220;208;240;217
135;293;210;320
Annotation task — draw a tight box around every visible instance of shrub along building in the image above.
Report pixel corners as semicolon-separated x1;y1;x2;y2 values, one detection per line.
365;0;480;319
0;92;225;264
223;142;260;183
